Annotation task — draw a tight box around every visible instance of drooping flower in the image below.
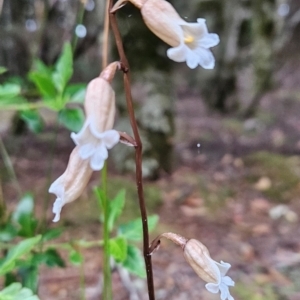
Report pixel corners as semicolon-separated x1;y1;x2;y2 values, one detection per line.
111;0;220;69
49;147;93;222
183;239;235;300
71;62;120;171
149;233;235;300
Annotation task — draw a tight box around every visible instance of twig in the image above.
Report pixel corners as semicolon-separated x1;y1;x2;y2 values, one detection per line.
102;0;111;69
0;136;22;198
109;2;155;299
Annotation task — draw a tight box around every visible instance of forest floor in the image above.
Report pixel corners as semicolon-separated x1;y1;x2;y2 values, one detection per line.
2;60;300;300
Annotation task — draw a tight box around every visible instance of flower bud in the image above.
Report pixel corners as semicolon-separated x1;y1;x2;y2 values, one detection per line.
49;147;93;222
71;62;120;171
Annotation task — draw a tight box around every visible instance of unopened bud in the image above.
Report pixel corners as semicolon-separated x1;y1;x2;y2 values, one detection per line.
100;61;120;83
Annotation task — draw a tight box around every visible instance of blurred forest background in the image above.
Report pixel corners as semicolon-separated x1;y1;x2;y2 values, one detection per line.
1;0;300;299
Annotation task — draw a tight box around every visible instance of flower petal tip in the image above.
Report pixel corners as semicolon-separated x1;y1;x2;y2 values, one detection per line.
52;199;62;222
52;215;60;223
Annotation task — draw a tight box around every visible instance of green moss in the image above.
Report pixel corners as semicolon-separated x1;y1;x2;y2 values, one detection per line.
197;130;215;143
234;282;279;300
222;118;244;134
256;111;275;126
197;176;235;210
244;151;300;203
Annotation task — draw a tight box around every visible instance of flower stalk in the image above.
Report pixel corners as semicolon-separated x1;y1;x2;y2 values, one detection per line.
109;2;155;299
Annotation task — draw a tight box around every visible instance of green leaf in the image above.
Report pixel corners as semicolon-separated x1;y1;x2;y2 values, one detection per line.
121;245;146;278
64;83;86;103
33;60;52;77
28;72;56;99
0;282;40;300
0;83;26;106
4;272;18;287
12;194;34;223
42;228;63;242
118;215;159;241
58;107;84;132
52;42;73;93
33;249;65;268
0;66;7;75
108;190;125;232
17;215;38;238
0;96;27;107
0;224;18;242
0;235;41;275
109;236;127;263
20;265;38;293
69;250;83;266
20;110;44;133
0;83;20;98
94;187;105;213
0;261;15;276
12;194;37;237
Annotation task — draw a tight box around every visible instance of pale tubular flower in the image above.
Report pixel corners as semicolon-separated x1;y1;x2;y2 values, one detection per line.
71;62;120;171
49;147;93;222
111;0;220;69
184;239;235;300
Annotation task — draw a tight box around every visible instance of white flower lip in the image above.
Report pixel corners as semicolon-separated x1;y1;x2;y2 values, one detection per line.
112;0;220;68
71;123;120;171
167;18;220;69
48;147;93;222
204;259;235;300
140;0;220;69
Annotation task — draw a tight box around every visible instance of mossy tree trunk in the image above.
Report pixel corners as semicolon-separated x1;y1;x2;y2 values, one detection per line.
245;0;276;116
197;0;248;112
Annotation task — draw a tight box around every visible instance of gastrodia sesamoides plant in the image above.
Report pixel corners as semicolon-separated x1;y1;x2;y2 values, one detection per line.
150;233;235;300
111;0;220;69
49;62;120;222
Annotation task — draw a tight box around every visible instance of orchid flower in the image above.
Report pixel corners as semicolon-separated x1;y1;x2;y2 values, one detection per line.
71;62;120;171
49;147;93;222
150;233;235;300
184;239;235;300
111;0;220;69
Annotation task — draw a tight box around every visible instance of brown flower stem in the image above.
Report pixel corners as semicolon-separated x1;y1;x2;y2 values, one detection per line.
149;233;188;254
109;2;155;300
